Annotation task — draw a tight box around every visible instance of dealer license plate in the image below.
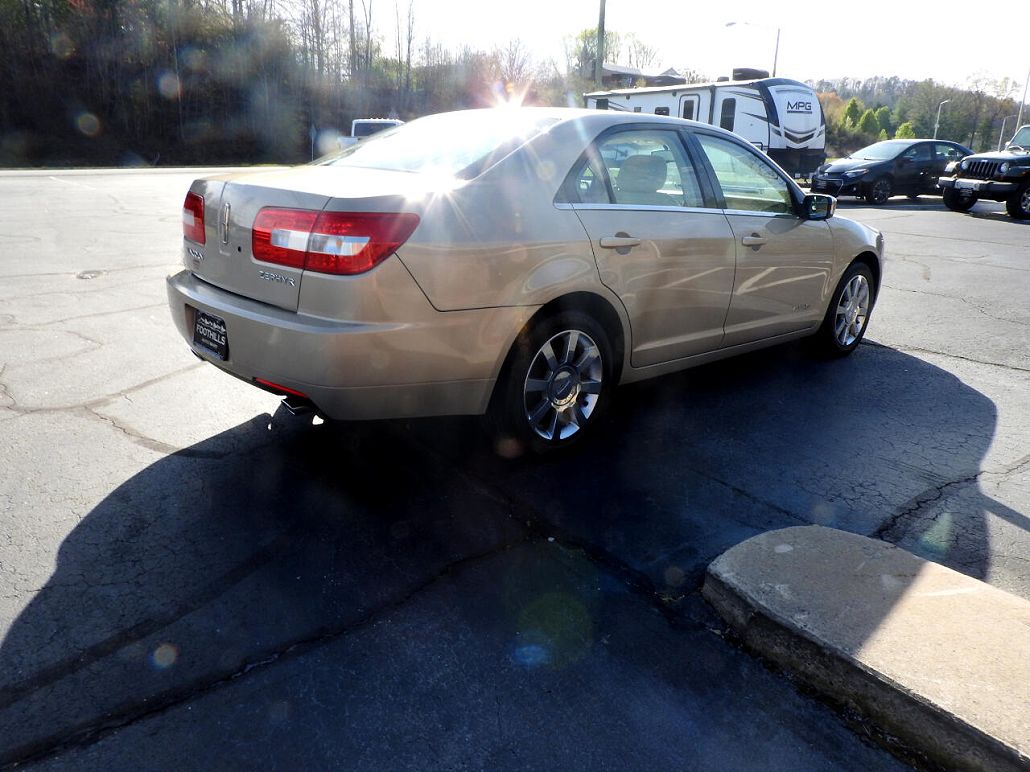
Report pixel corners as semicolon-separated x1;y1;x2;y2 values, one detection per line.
955;180;977;190
193;310;229;360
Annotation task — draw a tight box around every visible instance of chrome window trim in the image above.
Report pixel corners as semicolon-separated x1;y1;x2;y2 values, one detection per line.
720;209;798;219
556;202;722;215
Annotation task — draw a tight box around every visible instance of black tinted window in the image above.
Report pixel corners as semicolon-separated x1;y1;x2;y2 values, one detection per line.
720;99;736;131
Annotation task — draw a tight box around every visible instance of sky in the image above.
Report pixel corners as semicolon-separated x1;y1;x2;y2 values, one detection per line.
386;0;1030;96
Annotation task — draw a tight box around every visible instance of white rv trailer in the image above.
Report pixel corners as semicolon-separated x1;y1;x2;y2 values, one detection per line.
584;77;826;178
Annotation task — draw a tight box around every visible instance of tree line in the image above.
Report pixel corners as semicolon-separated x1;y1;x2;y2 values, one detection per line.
816;75;1025;155
0;0;1024;167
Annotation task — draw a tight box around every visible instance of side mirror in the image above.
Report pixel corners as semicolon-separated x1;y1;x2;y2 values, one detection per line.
803;193;836;220
898;157;913;166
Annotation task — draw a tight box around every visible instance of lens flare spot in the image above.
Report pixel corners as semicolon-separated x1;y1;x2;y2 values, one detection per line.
49;32;75;59
512;641;551;668
75;113;101;138
151;643;179;669
158;72;182;100
664;565;686;587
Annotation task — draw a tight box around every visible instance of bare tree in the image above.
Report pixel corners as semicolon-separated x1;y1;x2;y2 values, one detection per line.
497;39;532;86
625;35;657;71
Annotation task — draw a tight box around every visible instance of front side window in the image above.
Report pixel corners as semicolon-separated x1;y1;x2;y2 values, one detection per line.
902;143;932;162
696;134;793;214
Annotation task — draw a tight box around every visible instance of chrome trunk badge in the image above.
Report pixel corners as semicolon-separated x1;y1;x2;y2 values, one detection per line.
219;202;231;245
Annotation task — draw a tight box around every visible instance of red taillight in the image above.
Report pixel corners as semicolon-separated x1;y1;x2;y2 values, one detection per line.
251;208;420;276
183;192;206;244
252;209;317;269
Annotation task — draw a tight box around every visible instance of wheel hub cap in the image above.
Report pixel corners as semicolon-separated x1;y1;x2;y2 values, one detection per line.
548;367;580;407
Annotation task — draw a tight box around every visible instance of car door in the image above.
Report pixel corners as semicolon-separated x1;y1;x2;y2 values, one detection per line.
691;131;834;346
934;142;968;186
896;142;934;194
562;126;736;367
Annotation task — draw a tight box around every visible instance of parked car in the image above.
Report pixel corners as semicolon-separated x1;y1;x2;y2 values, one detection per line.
170;108;884;452
938;125;1030;219
337;118;404;148
811;139;972;204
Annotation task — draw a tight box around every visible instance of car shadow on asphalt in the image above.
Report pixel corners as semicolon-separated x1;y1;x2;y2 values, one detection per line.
1;340;1025;767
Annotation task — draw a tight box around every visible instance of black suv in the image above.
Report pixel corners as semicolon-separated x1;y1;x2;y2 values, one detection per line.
938;125;1030;219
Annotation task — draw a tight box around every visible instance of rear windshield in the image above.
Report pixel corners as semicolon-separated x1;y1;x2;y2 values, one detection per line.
318;110;559;179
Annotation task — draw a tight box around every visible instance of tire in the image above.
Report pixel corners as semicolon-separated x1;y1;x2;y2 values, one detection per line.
814;262;876;357
943;187;978;212
865;176;893;205
488;311;614;454
1005;182;1030;220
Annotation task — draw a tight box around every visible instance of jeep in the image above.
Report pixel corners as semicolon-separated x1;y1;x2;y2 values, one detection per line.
938;125;1030;219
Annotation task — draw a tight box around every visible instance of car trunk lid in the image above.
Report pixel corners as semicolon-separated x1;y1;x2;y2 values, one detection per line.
184;166;427;312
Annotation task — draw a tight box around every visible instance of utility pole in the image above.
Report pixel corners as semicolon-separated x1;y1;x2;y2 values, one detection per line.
1016;66;1029;132
594;0;606;88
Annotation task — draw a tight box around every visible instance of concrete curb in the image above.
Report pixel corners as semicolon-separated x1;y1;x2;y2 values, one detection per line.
703;526;1030;772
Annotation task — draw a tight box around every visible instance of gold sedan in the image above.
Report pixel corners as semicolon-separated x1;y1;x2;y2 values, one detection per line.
168;108;884;452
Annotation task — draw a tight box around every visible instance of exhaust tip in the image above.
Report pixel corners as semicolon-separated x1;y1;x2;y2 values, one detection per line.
281;395;315;416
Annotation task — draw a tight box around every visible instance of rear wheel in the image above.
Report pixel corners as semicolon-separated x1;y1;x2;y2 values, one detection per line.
489;311;613;454
943;187;978;212
1005;182;1030;219
815;262;875;356
865;177;893;205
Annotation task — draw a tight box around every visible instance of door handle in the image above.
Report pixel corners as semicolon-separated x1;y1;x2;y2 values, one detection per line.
741;234;767;248
599;236;642;249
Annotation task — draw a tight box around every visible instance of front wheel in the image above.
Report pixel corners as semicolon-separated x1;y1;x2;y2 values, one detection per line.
943;187;978;212
489;311;613;454
815;263;875;357
865;177;893;205
1005;182;1030;220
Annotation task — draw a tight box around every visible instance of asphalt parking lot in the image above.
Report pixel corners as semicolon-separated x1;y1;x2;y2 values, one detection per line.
1;170;1028;770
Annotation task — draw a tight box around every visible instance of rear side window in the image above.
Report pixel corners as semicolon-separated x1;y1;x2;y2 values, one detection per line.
935;143;966;163
560;129;706;208
720;99;736;131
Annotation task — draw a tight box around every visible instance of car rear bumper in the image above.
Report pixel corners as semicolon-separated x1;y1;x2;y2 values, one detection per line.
166;269;536;420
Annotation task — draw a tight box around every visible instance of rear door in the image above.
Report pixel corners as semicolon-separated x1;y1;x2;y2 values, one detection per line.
895;142;935;194
692;131;833;345
564;126;736;366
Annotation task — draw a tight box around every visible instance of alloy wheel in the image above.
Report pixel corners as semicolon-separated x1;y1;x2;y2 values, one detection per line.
834;274;871;347
523;329;603;441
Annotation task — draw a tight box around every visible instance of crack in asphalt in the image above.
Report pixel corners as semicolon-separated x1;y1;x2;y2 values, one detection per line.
0;537;533;770
860;339;1030;374
83;406;231;459
18;303;168;328
881;284;1030;329
0;422;737;768
0;264;175;282
873;473;982;541
0;362;203;417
